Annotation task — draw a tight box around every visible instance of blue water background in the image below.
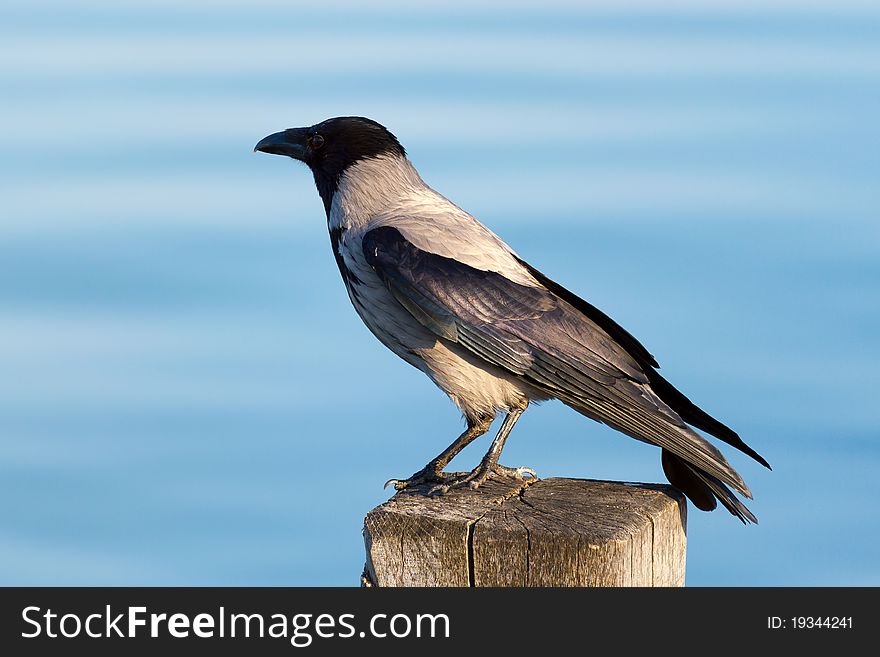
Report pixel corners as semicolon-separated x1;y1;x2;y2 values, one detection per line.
1;1;878;585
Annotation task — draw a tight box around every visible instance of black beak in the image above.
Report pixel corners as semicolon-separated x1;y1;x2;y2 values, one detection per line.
254;127;310;161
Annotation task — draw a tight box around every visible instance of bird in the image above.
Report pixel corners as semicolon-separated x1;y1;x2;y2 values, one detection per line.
255;116;770;523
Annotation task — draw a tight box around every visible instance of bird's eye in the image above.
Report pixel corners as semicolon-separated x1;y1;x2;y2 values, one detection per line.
310;134;325;149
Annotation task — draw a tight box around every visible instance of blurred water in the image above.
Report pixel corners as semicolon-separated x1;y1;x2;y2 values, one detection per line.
1;0;878;585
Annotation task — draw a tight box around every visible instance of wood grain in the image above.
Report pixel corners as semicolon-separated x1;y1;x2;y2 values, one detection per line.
362;476;687;587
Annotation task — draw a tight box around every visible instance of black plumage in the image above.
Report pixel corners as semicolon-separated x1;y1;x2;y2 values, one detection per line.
363;226;768;523
256;115;769;523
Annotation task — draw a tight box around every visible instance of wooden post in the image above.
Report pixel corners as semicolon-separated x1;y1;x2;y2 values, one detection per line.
362;475;687;587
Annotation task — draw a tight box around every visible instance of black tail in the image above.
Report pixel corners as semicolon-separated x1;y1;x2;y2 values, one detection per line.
662;450;757;524
648;369;771;470
516;256;770;471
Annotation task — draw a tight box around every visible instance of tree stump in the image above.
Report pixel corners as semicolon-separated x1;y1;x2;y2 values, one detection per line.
362;476;687;587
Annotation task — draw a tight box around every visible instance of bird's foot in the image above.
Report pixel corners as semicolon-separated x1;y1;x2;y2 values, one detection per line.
428;463;538;495
383;465;449;492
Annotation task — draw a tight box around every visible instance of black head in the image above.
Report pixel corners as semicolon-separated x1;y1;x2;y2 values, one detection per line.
254;116;405;214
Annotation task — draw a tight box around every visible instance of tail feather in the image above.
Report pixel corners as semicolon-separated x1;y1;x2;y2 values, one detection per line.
513;256;767;522
661;449;716;511
662;450;757;524
648;369;771;470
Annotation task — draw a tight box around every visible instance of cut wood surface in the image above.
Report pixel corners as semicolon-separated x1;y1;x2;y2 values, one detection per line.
362;476;687;587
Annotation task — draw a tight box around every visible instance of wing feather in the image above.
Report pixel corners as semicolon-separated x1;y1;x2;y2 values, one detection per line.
362;226;751;498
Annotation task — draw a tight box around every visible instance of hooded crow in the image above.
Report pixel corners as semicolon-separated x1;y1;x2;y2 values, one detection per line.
255;116;770;523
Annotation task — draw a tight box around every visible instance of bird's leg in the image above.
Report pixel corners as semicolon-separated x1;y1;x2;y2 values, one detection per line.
384;414;494;491
432;406;537;494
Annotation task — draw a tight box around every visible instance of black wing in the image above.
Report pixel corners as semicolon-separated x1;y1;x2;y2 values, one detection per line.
362;226;756;510
516;257;771;470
